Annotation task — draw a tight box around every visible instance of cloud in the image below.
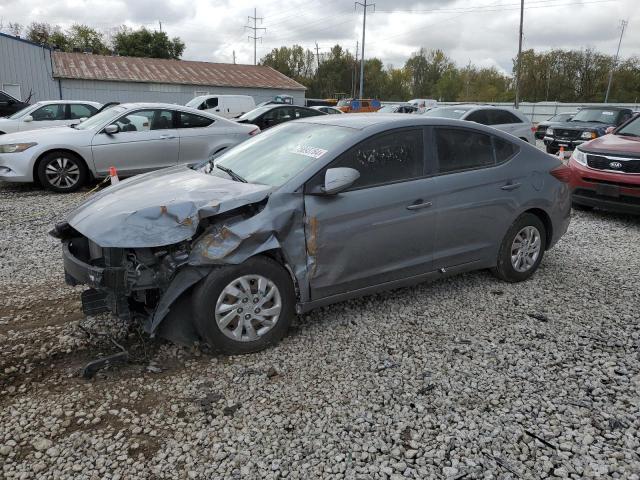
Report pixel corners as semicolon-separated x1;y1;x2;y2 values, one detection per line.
1;0;637;72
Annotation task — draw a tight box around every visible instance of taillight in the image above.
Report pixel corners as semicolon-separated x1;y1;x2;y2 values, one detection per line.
531;126;536;133
249;128;260;136
550;164;571;183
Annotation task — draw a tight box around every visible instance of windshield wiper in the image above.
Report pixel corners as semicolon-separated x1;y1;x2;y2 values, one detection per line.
216;164;247;183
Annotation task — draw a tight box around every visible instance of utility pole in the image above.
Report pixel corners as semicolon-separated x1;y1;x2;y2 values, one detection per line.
158;21;162;33
605;20;628;103
514;0;524;109
355;0;375;99
352;41;359;98
233;50;236;64
245;8;266;65
315;42;321;70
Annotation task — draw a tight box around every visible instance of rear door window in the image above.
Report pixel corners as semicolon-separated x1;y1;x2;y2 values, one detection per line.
179;112;214;128
490;109;522;125
324;128;424;190
435;128;495;173
465;109;491;125
68;104;97;120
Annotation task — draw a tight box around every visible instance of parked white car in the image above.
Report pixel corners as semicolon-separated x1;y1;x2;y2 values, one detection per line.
0;103;259;192
408;98;438;113
422;104;536;143
0;100;102;134
186;95;255;119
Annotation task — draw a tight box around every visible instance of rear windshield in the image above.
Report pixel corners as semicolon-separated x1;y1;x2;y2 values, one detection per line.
570;109;619;124
421;107;470;119
237;106;272;122
337;99;351;107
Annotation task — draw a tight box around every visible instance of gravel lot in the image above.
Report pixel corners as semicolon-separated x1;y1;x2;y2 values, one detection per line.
1;173;639;479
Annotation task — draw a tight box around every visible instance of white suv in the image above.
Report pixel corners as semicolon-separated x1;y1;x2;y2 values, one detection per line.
422;104;536;143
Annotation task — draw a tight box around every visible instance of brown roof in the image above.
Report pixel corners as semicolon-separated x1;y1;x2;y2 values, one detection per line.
52;51;306;91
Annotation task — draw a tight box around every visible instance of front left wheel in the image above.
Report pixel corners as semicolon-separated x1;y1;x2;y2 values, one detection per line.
192;256;295;354
37;151;88;193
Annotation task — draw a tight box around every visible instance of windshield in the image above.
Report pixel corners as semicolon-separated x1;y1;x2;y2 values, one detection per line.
378;105;399;113
550;113;573;122
616;116;640;137
75;106;127;130
421;107;470;119
571;109;619;124
237;106;273;122
202;122;354;187
337;99;351;107
186;97;205;108
8;104;39;119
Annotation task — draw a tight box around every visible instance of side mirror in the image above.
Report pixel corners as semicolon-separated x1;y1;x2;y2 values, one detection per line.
23;115;33;123
104;124;119;135
322;167;360;195
79;117;88;123
605;126;615;135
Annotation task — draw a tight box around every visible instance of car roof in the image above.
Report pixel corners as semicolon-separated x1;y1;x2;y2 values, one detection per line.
36;100;101;106
295;113;506;130
580;106;627;111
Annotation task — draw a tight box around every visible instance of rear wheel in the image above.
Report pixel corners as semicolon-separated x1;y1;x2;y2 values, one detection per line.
492;213;546;282
192;256;295;354
37;151;88;193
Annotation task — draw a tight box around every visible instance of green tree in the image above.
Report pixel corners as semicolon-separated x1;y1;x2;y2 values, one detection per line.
25;22;68;49
66;24;109;54
113;26;185;59
260;45;316;85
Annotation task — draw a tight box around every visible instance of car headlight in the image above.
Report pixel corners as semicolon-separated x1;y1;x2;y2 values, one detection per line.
572;148;587;166
0;143;37;153
580;131;596;140
546;127;554;136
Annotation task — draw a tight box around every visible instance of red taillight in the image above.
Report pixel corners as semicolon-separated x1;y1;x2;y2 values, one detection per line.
249;128;260;136
531;126;536;133
550;164;571;183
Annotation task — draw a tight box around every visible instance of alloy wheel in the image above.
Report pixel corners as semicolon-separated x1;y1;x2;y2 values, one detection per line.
214;274;282;342
44;157;80;189
510;226;541;273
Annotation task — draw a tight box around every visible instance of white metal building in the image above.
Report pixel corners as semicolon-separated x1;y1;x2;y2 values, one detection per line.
0;32;306;105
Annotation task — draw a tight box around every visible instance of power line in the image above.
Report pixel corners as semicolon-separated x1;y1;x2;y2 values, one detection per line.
245;8;266;65
604;19;628;103
355;0;375;99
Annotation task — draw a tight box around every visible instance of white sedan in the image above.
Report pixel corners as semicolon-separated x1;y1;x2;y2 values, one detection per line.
0;100;102;134
0;103;260;192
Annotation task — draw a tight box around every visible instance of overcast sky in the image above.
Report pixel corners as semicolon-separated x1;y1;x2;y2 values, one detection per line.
1;0;637;74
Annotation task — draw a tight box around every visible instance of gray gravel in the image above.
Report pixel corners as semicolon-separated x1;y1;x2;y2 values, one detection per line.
1;178;639;480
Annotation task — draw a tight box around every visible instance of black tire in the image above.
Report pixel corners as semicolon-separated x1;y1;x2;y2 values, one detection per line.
492;213;547;283
192;256;295;354
572;202;594;212
545;145;558;155
37;151;88;193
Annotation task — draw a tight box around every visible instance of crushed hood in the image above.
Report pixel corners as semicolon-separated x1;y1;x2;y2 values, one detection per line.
66;166;273;248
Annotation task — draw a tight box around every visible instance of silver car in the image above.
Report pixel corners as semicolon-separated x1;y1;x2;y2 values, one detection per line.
55;114;571;354
0;103;259;192
0;100;102;134
422;104;536;143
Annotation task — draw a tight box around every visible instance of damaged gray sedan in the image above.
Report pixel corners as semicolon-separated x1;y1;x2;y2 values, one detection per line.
52;115;571;354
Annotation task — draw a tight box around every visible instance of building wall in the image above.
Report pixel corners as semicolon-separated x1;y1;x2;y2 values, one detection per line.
59;79;306;106
0;34;60;102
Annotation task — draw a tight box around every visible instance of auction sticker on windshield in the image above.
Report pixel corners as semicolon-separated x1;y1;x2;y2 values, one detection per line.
290;145;328;159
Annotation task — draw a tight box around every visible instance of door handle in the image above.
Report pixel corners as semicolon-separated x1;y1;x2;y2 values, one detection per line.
501;182;521;191
407;200;433;210
160;134;176;140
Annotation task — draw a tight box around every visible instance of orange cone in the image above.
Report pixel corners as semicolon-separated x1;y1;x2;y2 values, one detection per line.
109;166;120;185
558;146;565;160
